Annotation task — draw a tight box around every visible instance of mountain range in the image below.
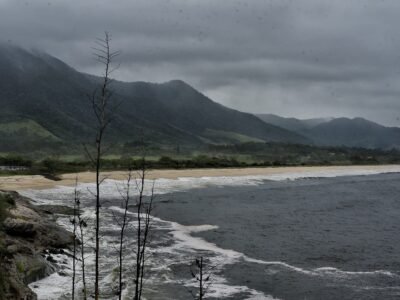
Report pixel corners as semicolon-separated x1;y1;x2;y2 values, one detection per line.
0;44;307;152
257;114;400;149
1;44;399;153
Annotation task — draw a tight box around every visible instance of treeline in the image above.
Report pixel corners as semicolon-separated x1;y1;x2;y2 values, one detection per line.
2;142;400;177
0;156;248;177
0;155;33;168
208;142;400;165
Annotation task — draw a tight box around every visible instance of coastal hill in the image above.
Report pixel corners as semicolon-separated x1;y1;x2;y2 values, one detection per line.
2;43;398;153
257;114;400;149
0;44;308;153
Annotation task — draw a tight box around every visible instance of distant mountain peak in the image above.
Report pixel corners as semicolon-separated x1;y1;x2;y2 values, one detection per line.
257;113;400;149
165;79;187;85
162;79;196;91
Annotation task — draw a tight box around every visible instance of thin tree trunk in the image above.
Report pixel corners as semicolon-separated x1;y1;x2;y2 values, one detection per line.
189;256;212;300
90;32;119;299
133;158;154;300
134;187;142;300
118;172;132;300
199;257;203;300
94;144;101;299
71;186;78;300
77;198;87;300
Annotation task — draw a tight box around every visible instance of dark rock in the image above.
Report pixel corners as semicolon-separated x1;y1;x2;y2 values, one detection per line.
46;255;57;263
0;191;73;299
36;205;77;216
6;243;33;256
35;223;74;249
24;258;53;284
49;248;65;255
3;218;36;237
58;271;68;277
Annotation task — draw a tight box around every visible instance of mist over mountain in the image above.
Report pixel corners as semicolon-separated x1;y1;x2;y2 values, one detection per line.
3;44;398;154
257;114;332;133
257;114;400;149
0;44;308;152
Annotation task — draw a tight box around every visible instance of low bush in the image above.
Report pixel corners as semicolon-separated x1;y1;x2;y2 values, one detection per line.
0;193;15;225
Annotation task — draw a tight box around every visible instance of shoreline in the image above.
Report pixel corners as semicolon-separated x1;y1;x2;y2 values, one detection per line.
1;164;400;191
0;191;73;299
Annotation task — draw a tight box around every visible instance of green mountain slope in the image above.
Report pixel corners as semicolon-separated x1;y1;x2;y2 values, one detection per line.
0;44;309;152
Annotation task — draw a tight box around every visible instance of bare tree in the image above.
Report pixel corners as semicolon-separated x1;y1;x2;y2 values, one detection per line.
70;178;79;300
83;31;153;300
115;170;133;300
189;257;213;300
111;151;154;299
76;190;88;300
84;31;120;299
133;157;154;300
71;177;88;300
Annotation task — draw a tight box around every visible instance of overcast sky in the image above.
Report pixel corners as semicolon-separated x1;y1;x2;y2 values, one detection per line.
1;0;400;126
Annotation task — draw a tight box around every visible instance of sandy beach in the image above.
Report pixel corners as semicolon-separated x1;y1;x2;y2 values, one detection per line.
1;164;400;191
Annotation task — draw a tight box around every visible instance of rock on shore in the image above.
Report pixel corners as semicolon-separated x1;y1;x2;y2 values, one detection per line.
0;191;74;299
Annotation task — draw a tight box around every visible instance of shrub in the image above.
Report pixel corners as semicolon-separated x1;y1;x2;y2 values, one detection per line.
0;193;15;225
16;261;25;273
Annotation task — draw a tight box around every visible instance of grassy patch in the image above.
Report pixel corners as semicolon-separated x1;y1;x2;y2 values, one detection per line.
203;129;265;144
15;261;25;273
0;119;59;141
0;270;5;299
0;193;15;225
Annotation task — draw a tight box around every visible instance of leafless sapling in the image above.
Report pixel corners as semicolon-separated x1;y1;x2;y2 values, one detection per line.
115;170;133;300
76;190;88;300
70;178;79;300
84;31;120;299
133;157;154;300
189;257;213;300
71;177;88;300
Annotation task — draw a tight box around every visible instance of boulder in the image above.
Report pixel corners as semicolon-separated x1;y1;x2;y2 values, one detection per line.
3;218;36;238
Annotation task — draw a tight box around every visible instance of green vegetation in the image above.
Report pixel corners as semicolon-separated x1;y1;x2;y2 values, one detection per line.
0;193;15;298
0;236;6;298
0;119;60;140
0;193;15;225
202;129;265;144
15;261;25;274
207;142;400;166
0;118;64;153
1;142;400;178
0;45;310;158
0;155;32;168
0;263;5;298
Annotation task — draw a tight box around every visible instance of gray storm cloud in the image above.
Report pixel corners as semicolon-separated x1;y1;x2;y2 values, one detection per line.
1;0;400;125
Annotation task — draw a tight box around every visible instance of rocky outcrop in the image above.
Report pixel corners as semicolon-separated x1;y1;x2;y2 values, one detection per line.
0;191;74;299
4;218;37;238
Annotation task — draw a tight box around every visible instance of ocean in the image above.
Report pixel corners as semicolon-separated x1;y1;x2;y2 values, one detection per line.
21;167;400;299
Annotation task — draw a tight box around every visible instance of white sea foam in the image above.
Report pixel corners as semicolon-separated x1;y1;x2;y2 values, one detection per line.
20;165;400;204
23;167;400;299
313;267;397;278
31;272;73;300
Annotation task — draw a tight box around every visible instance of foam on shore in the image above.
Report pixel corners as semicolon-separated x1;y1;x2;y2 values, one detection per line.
22;168;400;299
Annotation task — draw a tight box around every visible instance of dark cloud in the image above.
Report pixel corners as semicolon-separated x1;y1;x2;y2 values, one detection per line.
1;0;400;125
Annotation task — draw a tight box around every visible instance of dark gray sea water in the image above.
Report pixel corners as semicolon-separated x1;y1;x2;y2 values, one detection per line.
25;171;400;299
154;173;400;300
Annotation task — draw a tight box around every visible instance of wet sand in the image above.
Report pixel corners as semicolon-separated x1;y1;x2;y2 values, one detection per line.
1;165;400;191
